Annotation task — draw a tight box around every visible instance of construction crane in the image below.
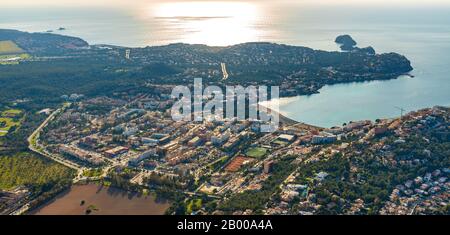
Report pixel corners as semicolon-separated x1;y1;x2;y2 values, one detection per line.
395;106;406;119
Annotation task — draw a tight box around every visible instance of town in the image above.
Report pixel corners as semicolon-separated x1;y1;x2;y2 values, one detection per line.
0;29;447;216
13;86;447;215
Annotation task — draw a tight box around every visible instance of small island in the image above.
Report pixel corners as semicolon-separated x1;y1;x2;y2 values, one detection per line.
335;34;357;51
335;34;376;55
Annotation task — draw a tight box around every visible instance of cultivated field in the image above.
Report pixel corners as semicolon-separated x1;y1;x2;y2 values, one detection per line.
0;40;24;55
0;109;23;136
2;109;22;117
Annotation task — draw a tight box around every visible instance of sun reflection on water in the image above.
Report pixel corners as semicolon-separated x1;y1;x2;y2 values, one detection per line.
148;1;266;46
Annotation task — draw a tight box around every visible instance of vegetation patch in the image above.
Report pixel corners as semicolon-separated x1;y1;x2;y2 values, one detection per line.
82;168;103;178
186;199;202;215
245;147;268;159
0;40;24;55
218;156;296;212
85;204;99;215
2;109;22;117
207;156;230;171
0;152;75;191
0;109;23;136
0;118;20;136
0;53;30;65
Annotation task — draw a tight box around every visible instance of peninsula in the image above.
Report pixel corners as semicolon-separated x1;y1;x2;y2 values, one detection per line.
0;29;412;102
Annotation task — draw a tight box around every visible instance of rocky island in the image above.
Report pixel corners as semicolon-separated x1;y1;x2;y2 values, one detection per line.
335;34;357;50
335;34;376;55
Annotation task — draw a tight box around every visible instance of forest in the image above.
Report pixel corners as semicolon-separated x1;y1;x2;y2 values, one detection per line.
0;152;74;193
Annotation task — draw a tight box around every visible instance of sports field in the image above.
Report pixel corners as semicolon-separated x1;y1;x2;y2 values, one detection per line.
245;147;268;159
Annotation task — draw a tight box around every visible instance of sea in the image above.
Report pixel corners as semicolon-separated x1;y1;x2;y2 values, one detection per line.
1;2;449;127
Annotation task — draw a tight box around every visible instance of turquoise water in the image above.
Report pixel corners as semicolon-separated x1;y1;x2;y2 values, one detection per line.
0;3;449;127
267;7;450;127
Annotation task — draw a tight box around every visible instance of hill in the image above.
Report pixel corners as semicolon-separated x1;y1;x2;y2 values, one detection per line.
0;29;89;55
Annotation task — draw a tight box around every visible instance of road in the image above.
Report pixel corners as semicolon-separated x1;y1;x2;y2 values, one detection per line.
27;103;82;172
9;203;30;215
9;104;86;215
221;63;229;80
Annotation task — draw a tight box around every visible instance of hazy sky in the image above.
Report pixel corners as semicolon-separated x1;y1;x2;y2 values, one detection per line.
3;0;450;7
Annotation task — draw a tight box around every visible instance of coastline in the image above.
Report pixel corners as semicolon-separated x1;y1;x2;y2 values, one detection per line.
261;73;419;128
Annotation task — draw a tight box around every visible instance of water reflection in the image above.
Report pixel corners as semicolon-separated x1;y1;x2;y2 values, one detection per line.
147;1;268;46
